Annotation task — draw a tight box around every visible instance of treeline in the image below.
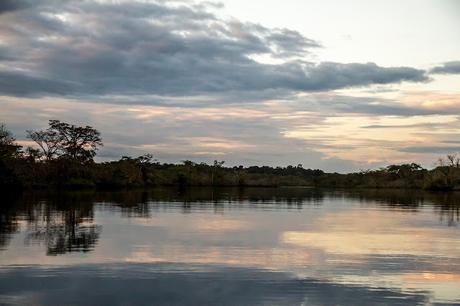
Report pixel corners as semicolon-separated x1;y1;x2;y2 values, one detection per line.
1;120;460;190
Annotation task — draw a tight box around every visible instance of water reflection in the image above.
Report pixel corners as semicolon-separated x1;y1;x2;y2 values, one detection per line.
0;187;459;305
0;188;459;254
24;219;101;256
0;263;433;306
1;192;101;255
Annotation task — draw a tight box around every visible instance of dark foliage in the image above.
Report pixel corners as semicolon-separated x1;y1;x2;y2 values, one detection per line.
1;121;460;190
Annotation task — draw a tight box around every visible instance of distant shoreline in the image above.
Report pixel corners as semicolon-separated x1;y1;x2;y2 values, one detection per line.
1;160;459;192
2;121;459;192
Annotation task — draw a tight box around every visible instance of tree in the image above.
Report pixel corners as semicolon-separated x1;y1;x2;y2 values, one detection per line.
211;160;225;185
446;154;460;168
24;146;42;162
0;124;22;186
136;154;154;164
431;154;460;190
26;129;60;160
437;154;460;168
49;120;103;161
0;124;21;158
27;120;103;162
386;163;423;178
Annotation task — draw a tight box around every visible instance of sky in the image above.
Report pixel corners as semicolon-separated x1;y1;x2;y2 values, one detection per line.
0;0;459;172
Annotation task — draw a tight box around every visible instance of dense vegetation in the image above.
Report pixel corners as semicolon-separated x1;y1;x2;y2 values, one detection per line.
1;120;460;190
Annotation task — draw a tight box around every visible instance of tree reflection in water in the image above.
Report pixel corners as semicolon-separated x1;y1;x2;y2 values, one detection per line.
1;192;101;255
24;210;101;255
0;188;459;254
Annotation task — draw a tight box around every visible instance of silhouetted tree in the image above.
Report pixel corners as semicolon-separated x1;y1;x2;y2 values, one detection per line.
23;146;42;162
0;124;21;158
445;154;460;168
0;124;23;186
211;160;225;185
28;120;103;163
27;128;60;160
386;163;423;177
426;154;460;190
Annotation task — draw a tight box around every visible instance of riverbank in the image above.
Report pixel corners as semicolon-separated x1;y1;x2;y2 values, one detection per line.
2;121;459;191
1;157;460;191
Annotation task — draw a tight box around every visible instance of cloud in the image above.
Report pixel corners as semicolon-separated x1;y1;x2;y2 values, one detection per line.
0;71;76;96
399;146;460;154
3;92;460;172
361;123;444;129
430;61;460;74
0;0;456;172
0;96;365;172
0;0;28;14
0;0;71;14
0;0;427;98
293;62;427;92
295;93;446;116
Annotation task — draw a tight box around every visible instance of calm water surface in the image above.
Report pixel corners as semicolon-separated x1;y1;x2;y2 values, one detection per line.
0;188;459;305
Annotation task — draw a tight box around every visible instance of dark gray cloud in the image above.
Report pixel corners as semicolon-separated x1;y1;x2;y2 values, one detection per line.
430;61;460;74
361;122;444;129
399;146;460;154
296;94;443;116
0;71;76;96
293;62;427;91
0;0;71;14
0;0;428;98
0;0;28;13
0;45;18;61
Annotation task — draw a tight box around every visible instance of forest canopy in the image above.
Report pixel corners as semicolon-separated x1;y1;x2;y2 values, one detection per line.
1;120;459;190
